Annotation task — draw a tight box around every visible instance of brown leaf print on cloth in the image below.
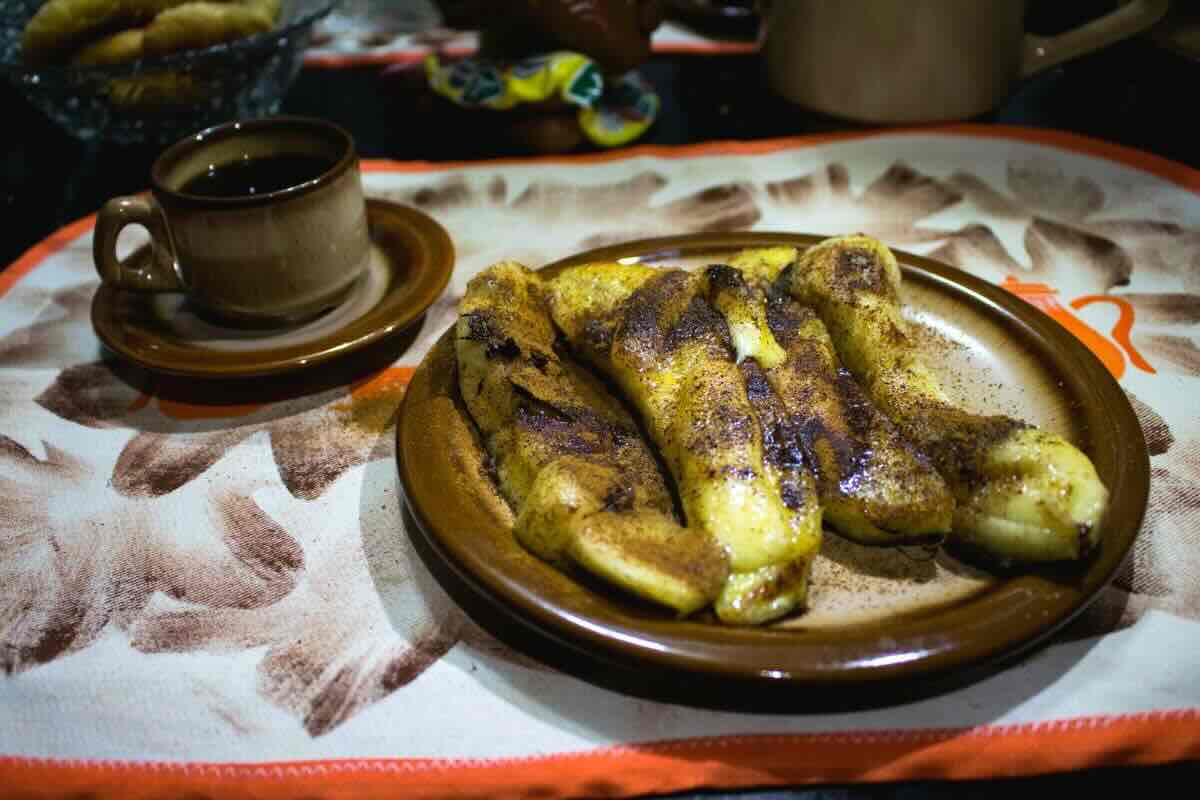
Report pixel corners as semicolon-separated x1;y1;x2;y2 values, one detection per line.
35;361;145;429
34;362;413;500
761;162;963;244
0;430;472;734
128;468;466;736
1073;436;1200;636
1084;219;1200;293
936;166;1131;290
0;282;102;369
940;159;1200;296
1023;217;1133;290
924;160;1200;379
1127;390;1175;456
1118;292;1200;326
0;369;100;459
0;436;302;674
385;171;760;272
1130;334;1200;377
924;223;1025;277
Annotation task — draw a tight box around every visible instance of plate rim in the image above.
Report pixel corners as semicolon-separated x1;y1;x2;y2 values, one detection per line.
396;231;1150;685
90;198;454;379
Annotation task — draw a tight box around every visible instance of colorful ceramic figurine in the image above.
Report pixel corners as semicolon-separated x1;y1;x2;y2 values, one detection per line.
425;0;663;152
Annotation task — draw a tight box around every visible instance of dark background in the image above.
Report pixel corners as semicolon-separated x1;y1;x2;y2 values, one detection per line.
1;0;1198;796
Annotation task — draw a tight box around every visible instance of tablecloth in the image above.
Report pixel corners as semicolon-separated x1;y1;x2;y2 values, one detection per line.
2;126;1199;799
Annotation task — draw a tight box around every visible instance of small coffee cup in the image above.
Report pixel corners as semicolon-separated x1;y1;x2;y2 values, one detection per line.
94;116;371;326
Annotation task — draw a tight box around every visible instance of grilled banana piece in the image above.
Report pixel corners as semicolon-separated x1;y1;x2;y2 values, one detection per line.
22;0;187;64
457;261;728;613
548;263;822;624
23;0;280;65
142;0;278;56
770;237;1109;562
704;263;954;545
72;28;145;65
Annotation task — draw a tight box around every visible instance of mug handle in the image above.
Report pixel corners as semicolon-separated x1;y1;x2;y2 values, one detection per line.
1022;0;1169;77
93;195;185;292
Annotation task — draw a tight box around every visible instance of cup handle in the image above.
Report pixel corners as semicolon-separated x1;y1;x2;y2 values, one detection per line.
93;195;185;292
1022;0;1169;78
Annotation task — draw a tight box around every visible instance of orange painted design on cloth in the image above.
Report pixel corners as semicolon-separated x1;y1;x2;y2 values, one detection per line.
1001;276;1131;378
333;366;417;434
1071;295;1157;374
125;391;266;420
154;398;269;420
347;366;417;401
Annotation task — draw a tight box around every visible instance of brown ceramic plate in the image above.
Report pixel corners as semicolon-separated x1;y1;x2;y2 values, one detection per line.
396;232;1149;686
92;199;453;378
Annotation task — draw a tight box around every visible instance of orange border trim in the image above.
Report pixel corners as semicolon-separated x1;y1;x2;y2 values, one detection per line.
359;124;1200;196
302;40;758;68
0;214;96;298
304;46;475;68
2;711;1199;799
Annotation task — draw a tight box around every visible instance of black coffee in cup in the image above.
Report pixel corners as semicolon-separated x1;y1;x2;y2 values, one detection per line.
180;153;335;198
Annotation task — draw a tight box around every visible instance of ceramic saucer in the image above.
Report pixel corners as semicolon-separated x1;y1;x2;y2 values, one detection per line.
92;199;453;378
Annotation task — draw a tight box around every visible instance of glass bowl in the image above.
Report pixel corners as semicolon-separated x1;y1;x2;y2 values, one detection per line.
1;0;338;143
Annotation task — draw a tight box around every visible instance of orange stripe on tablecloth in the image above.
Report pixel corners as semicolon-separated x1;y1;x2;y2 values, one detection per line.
651;41;759;55
360;123;1200;197
0;214;96;298
347;365;417;400
2;711;1198;800
8;128;1200;298
304;46;476;68
302;40;758;68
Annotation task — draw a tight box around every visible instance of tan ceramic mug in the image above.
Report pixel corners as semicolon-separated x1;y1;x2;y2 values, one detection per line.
94;117;371;326
762;0;1170;124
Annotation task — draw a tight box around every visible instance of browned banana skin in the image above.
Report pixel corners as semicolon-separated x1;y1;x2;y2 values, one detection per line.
456;261;728;614
548;262;822;625
703;263;953;546
784;236;1108;562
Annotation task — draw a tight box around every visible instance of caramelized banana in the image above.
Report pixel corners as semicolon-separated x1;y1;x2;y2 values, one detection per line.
704;262;954;545
21;0;187;64
23;0;281;65
142;0;278;55
456;261;728;614
548;262;822;624
72;28;145;65
766;238;1109;562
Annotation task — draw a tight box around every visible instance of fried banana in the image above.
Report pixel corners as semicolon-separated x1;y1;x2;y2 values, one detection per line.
548;263;822;624
764;237;1109;562
72;28;145;65
22;0;280;65
21;0;186;64
704;263;954;545
456;261;728;614
142;0;277;56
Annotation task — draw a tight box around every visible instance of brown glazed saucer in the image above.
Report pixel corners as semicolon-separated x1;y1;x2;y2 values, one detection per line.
396;232;1149;688
92;199;453;378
